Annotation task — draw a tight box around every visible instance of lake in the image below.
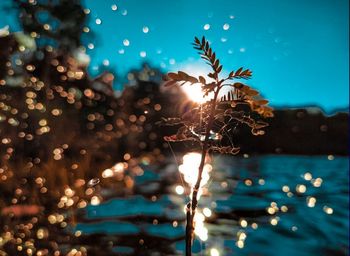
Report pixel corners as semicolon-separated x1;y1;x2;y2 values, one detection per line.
76;155;349;256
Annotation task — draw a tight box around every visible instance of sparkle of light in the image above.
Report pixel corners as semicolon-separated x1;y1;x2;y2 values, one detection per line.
210;248;220;256
223;23;230;30
142;26;149;33
303;172;312;181
296;184;307;193
203;207;212;217
307;196;316;207
175;185;184;195
140;51;147;58
323;206;333;214
123;39;130;46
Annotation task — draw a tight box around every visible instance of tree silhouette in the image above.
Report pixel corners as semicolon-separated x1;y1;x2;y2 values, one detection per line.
14;0;87;51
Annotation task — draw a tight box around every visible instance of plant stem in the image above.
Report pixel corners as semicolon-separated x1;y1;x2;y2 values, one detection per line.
185;86;220;255
185;202;192;256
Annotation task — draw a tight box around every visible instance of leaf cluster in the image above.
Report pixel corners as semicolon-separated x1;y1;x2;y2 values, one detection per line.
160;36;274;155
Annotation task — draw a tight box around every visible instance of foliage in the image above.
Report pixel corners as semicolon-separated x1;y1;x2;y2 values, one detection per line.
13;0;87;51
161;36;273;155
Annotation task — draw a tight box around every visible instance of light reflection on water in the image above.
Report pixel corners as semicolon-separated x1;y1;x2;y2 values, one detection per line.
76;155;349;256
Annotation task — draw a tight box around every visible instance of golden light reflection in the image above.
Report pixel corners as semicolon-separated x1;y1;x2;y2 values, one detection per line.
102;162;126;179
251;223;258;229
239;219;248;228
296;184;307;193
236;230;247;248
210;248;220;256
311;177;323;187
90;196;101;206
193;211;208;241
270;217;279;226
303;172;312;181
281;205;288;212
323;206;333;214
178;152;212;199
307;196;316;207
282;185;290;192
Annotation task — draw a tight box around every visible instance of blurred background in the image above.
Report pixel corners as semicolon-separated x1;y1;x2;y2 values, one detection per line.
0;0;348;255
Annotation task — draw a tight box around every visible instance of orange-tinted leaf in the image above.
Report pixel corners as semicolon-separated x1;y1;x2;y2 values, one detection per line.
167;72;178;80
208;73;216;79
178;71;188;79
236;67;243;75
211;52;216;63
217;65;223;73
199;76;206;84
187;76;198;84
163;80;177;87
247;89;259;96
214;59;219;69
255;99;269;105
233;82;245;89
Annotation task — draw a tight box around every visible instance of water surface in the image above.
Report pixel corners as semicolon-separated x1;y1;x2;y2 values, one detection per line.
77;155;349;256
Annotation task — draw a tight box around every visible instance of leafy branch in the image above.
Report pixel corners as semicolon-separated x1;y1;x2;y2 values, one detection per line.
160;36;273;255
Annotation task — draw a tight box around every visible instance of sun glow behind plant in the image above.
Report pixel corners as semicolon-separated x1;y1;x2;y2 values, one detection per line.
176;64;214;104
181;83;207;104
176;66;232;104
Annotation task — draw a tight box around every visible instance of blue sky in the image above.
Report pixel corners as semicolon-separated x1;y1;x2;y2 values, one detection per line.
1;0;349;111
